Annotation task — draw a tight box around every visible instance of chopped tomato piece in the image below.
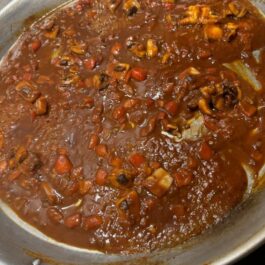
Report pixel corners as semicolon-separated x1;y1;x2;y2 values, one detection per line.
239;101;257;117
31;39;42;52
164;100;178;116
131;67;147;81
199;142;213;161
129;153;146;167
79;180;92;195
82;215;103;231
95;169;108;186
95;144;108;157
174;168;193;187
109;156;123;168
55;154;73;174
64;213;81;229
84;58;96;70
88;134;100;149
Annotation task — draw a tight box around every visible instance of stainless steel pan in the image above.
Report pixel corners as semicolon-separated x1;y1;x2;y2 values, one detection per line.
1;1;265;264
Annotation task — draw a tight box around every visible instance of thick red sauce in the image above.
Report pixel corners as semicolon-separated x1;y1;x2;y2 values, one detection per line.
0;0;265;253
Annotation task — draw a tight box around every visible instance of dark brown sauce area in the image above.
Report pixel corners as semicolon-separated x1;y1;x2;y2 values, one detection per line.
0;0;265;253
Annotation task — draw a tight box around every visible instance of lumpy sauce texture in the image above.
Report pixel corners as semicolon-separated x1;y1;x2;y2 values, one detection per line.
1;0;265;253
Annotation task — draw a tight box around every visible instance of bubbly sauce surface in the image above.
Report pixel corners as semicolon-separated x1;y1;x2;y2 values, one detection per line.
0;0;265;253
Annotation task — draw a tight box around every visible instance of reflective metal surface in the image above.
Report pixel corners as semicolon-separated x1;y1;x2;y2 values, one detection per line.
1;1;265;264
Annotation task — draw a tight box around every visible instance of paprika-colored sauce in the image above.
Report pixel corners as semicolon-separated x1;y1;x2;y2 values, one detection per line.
0;0;265;254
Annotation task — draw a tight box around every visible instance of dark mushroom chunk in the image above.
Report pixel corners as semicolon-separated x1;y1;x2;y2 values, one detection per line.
15;81;41;103
34;97;48;115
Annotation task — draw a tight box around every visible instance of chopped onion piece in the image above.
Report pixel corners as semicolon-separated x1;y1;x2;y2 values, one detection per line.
242;163;255;200
223;60;262;92
162;114;207;142
252;49;264;64
258;162;265;180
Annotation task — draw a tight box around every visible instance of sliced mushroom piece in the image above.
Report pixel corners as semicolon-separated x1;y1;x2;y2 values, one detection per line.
15;146;28;164
200;85;216;98
34;97;48;116
109;169;133;189
123;0;140;16
179;5;200;25
198;98;213;115
108;0;122;12
116;190;140;223
143;168;173;197
15;81;41;103
179;5;219;25
44;25;60;39
178;67;200;80
70;43;86;55
45;25;60;39
107;62;130;81
161;52;171;64
129;43;146;58
224;23;238;42
146;39;158;58
93;73;110;90
41;182;62;204
200;6;219;24
228;2;247;18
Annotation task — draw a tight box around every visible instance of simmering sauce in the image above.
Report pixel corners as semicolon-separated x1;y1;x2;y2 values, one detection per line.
1;0;265;253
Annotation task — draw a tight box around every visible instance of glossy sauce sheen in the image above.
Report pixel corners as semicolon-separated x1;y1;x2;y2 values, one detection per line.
0;0;265;253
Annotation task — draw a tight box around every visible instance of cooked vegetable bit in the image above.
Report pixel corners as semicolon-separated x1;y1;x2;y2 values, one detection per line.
34;97;48;115
15;81;41;103
146;39;159;58
15;146;28;164
64;213;81;229
93;74;110;90
129;153;146;168
204;25;223;41
41;182;62;204
82;215;103;231
95;169;108;186
143;168;173;197
116;190;140;222
174;168;193;187
123;0;140;16
70;43;86;55
228;2;247;18
109;169;132;188
30;39;42;52
44;25;60;39
131;67;147;81
180;5;219;25
54;153;73;175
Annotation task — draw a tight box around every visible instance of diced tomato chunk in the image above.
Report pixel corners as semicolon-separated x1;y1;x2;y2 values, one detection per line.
95;144;108;157
199;142;213;161
131;67;147;81
95;169;108;186
129;153;146;167
55;154;73;174
174;168;193;187
65;213;81;229
82;215;103;231
164;100;178;116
